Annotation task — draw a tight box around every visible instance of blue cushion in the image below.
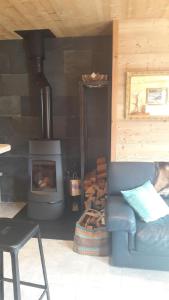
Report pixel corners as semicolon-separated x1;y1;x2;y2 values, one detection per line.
121;181;169;223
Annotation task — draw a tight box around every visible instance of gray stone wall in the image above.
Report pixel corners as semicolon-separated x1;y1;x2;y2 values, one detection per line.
0;36;112;202
45;36;112;173
0;40;41;201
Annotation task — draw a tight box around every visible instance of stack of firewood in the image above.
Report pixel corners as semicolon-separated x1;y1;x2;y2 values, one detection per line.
78;209;105;229
83;157;107;210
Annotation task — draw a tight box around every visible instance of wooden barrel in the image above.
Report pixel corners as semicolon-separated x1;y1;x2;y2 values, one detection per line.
73;222;110;256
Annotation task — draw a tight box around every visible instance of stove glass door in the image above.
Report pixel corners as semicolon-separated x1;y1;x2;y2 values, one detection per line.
31;160;57;192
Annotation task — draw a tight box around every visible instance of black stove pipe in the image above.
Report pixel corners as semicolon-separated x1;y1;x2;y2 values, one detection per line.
40;83;53;140
16;30;53;140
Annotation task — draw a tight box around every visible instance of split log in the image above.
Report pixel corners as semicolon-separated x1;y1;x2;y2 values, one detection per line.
84;179;107;210
96;163;107;174
78;209;105;228
96;157;106;165
83;156;107;210
97;172;106;179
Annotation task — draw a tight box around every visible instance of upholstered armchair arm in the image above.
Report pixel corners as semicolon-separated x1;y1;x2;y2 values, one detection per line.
106;195;136;234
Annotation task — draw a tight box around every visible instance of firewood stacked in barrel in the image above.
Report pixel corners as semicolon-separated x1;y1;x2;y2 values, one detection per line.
83;157;107;210
79;209;105;229
97;157;107;179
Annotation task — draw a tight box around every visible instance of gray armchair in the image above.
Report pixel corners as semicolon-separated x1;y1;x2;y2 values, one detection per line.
106;162;169;271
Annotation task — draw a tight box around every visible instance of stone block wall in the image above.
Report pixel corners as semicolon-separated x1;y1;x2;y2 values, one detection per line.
0;36;112;202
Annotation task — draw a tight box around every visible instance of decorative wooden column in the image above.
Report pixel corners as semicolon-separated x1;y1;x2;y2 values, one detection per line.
79;80;112;208
111;20;119;161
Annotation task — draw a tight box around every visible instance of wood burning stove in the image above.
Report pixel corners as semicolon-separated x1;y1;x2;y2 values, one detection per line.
28;140;64;220
16;29;64;220
32;160;56;191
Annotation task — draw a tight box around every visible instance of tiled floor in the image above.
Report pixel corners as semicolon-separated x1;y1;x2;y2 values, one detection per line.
1;203;169;300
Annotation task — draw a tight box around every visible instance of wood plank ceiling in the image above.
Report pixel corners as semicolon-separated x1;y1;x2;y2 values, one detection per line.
0;0;169;39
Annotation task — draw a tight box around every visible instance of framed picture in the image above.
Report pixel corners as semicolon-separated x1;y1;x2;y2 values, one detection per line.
146;88;168;105
125;71;169;119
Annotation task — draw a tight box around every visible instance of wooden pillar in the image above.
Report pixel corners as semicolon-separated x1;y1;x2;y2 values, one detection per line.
111;20;119;161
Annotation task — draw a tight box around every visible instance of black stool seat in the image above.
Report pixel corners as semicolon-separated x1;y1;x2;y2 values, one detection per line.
0;219;39;250
0;218;50;300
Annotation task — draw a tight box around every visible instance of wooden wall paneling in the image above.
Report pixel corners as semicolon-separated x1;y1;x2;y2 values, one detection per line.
119;19;169;54
115;19;169;162
111;20;119;161
119;53;169;71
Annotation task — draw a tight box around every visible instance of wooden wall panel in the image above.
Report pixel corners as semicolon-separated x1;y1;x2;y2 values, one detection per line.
111;19;169;161
119;19;169;54
111;20;118;160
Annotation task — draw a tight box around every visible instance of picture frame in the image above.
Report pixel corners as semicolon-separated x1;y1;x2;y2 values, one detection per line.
125;71;169;119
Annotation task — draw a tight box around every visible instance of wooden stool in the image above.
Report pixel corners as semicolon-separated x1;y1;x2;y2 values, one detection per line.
0;218;50;300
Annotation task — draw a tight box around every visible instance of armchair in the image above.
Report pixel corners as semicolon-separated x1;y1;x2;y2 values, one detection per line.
106;162;169;271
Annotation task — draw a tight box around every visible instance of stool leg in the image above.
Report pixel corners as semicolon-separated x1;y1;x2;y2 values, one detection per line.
37;231;50;300
11;251;21;300
0;250;4;300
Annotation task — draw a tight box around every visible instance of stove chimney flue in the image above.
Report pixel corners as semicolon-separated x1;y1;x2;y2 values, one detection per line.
16;29;55;140
41;85;53;140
